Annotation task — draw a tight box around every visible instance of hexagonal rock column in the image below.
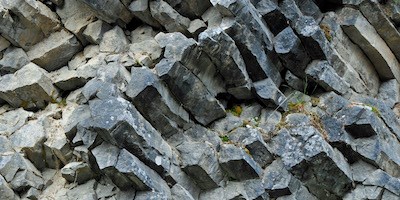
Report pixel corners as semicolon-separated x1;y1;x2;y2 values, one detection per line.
126;67;191;138
156;59;226;125
268;113;352;199
338;7;400;82
27;29;82;72
91;142;171;197
176;142;223;190
0;63;58;110
198;28;252;99
82;97;173;174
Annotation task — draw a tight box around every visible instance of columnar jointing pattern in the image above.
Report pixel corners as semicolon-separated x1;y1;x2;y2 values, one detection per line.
0;0;400;199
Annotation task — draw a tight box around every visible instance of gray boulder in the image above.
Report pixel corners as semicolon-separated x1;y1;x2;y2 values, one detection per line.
176;142;223;190
27;29;82;72
126;67;190;139
78;0;132;24
150;0;190;34
274;27;310;78
61;162;94;184
198;28;252;99
0;36;10;52
305;60;350;94
378;79;400;108
0;47;30;74
219;144;263;181
155;59;226;125
0;0;61;50
0;63;58;110
92;143;171;197
99;26;129;53
83;20;112;45
254;78;286;108
0;108;32;136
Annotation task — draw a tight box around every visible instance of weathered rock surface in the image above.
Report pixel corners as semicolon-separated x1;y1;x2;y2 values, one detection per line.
1;0;400;199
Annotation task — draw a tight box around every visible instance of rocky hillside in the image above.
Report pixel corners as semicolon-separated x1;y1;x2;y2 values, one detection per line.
1;0;400;199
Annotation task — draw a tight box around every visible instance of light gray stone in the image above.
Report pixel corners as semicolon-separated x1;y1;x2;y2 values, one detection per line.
155;59;226;125
126;67;190;138
378;79;400;108
360;0;400;61
50;67;89;91
171;184;195;200
27;29;82;72
199;28;252;99
99;26;129;53
129;0;162;28
150;0;190;34
321;12;380;95
339;7;400;82
0;47;30;74
0;63;58;110
0;108;32;136
78;0;132;24
201;7;223;28
0;0;61;50
55;0;97;45
219;144;263;181
305;60;350;94
343;185;383;200
61;162;94;184
176;142;223;190
66;179;96;200
9;120;46;170
254;78;286;108
188;19;207;39
83;20;112;45
155;32;226;96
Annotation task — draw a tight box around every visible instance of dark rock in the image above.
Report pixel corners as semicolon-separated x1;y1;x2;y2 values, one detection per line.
219;144;263;181
274;27;310;78
198;28;252;99
155;59;226;125
254;78;287;108
229;127;274;168
176;142;223;190
0;47;30;74
126;67;190;138
78;0;132;24
254;0;289;35
221;18;282;85
155;32;225;96
129;0;162;28
61;162;94;184
305;60;350;94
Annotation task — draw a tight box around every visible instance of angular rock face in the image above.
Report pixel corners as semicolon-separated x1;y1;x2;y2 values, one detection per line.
156;59;226;125
27;29;82;72
338;7;400;82
0;63;58;110
1;0;400;199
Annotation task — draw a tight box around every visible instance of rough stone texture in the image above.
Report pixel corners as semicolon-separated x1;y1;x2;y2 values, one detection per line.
306;60;350;94
126;67;190;138
359;0;400;61
338;7;400;82
1;1;400;199
27;29;82;72
274;27;310;78
78;0;132;24
83;20;112;45
0;63;58;110
156;59;226;125
0;0;61;50
176;142;223;190
199;28;252;99
219;144;263;181
150;0;190;34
